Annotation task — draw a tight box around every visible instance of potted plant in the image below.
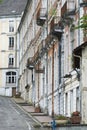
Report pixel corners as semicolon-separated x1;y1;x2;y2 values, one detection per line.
71;111;81;124
71;111;80;116
35;105;41;113
54;115;68;124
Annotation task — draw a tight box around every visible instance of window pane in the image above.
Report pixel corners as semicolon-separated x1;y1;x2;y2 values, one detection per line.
12;77;14;83
8;55;14;66
9;77;11;83
12;72;16;75
9;37;14;49
9;21;14;32
6;72;11;75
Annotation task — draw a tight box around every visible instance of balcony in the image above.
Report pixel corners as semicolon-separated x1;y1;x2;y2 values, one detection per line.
61;1;76;17
26;57;34;69
36;8;47;26
50;17;64;40
80;0;87;7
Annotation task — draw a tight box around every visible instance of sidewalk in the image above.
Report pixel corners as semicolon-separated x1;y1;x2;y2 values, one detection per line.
12;97;52;127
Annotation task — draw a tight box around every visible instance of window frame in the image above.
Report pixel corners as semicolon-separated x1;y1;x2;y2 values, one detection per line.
9;37;14;49
8;54;14;66
6;71;16;84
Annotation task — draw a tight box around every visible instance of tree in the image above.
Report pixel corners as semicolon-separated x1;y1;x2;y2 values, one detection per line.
75;15;87;36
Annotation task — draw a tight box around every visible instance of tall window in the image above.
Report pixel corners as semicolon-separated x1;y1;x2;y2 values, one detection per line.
65;93;68;116
9;21;14;32
70;90;73;113
6;71;16;83
9;37;14;49
76;87;80;111
8;54;14;66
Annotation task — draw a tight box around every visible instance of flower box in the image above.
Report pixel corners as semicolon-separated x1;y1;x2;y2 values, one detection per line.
71;116;81;124
55;119;68;124
71;111;81;124
54;115;68;124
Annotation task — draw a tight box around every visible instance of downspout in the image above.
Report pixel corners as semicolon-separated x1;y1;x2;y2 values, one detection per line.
38;62;40;106
45;0;48;113
17;31;20;93
58;40;62;115
78;0;81;45
52;44;54;117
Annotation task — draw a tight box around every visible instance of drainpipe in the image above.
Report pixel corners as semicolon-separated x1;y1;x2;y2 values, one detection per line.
45;0;48;114
78;0;81;45
52;44;54;117
45;52;48;113
38;63;40;106
58;39;62;115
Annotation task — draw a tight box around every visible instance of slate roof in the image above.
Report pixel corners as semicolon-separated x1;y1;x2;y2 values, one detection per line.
0;0;28;16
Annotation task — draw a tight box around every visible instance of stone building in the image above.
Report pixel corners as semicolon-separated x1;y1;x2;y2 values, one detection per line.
0;0;27;96
63;0;87;122
18;0;87;123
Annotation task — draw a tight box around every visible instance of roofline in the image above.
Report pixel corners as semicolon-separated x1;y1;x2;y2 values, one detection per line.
73;41;87;54
0;14;22;19
18;0;32;32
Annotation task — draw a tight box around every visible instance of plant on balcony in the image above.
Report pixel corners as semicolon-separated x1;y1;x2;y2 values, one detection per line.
71;111;81;124
74;15;87;41
71;111;80;116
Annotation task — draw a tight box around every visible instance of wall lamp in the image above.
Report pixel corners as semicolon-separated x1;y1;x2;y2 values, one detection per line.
63;74;72;78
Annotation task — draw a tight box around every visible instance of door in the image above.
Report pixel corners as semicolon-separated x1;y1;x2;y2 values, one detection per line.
12;87;16;97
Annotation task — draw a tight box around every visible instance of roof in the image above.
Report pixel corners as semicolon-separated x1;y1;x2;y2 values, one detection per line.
73;41;87;69
73;41;87;55
0;0;28;16
18;0;31;31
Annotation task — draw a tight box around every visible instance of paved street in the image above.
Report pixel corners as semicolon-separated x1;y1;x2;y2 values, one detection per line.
0;96;53;130
0;96;87;130
0;96;37;130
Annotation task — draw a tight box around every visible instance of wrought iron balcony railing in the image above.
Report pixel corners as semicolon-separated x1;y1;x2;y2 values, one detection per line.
36;8;47;26
50;17;64;40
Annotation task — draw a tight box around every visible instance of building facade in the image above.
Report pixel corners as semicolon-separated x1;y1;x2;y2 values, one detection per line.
18;0;87;123
0;0;27;96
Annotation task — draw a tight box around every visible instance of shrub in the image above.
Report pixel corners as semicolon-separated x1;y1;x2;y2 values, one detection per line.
71;111;80;117
54;115;67;120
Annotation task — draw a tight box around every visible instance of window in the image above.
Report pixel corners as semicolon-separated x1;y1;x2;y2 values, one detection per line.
70;90;73;113
9;37;14;49
9;21;14;32
6;71;16;83
76;87;80;111
8;54;14;66
65;93;68;116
